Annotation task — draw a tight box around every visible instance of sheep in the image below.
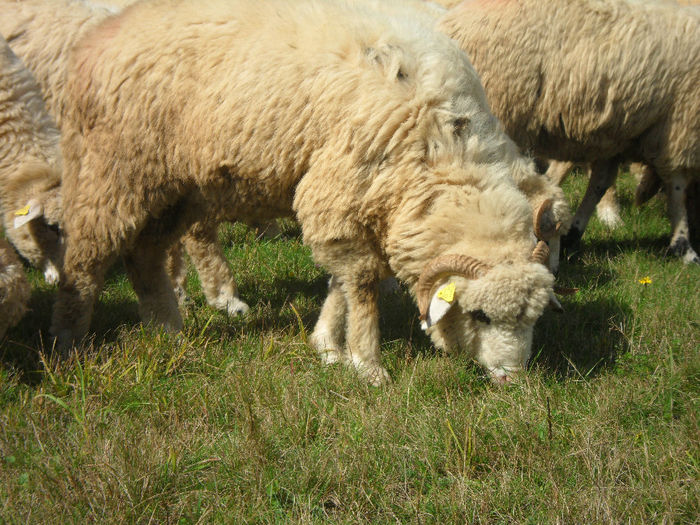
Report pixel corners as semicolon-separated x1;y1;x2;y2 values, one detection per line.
0;0;250;316
0;237;31;340
361;0;573;272
0;33;63;284
51;0;558;385
439;0;700;263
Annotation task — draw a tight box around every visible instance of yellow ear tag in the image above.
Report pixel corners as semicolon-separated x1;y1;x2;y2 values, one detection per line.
14;205;31;216
436;282;456;303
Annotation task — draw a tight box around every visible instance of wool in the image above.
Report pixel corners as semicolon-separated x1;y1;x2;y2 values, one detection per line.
439;0;700;262
0;34;62;283
0;0;251;313
53;0;555;384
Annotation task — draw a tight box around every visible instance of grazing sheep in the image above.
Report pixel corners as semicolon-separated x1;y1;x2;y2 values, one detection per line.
53;0;557;385
439;0;700;263
0;34;63;284
0;0;251;315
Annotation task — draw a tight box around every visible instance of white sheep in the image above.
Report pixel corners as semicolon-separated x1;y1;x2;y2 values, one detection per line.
0;0;251;315
439;0;700;263
52;0;557;385
0;33;63;284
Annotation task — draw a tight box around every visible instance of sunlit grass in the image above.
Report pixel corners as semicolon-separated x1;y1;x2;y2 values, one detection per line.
1;173;698;523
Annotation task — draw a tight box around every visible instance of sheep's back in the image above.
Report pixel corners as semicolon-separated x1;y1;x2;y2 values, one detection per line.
440;0;700;168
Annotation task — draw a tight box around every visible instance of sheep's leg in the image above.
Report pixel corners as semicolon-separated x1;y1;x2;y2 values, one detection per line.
123;239;183;333
667;174;699;264
342;268;390;386
634;164;662;206
166;241;189;306
562;158;619;248
596;184;623;229
310;275;347;364
50;239;114;352
182;221;249;316
545;160;575;186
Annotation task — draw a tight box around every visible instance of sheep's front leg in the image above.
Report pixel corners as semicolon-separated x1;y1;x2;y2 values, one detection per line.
183;220;249;316
667;174;699;264
124;238;183;333
343;272;390;386
310;275;347;364
50;239;112;353
563;158;619;248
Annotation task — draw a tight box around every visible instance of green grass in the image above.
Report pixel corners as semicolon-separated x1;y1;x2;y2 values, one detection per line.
1;173;698;523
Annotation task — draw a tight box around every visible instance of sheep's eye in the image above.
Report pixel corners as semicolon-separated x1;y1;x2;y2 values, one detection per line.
470;309;491;324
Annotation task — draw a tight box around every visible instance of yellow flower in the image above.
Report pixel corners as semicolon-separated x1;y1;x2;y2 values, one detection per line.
638;276;652;285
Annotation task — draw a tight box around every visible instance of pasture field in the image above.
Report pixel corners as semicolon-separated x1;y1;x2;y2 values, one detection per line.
1;173;698;523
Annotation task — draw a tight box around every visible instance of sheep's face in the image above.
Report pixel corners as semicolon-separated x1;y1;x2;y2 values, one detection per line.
422;261;553;382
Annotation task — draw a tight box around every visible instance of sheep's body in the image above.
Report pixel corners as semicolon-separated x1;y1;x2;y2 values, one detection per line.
0;237;30;339
439;0;700;263
0;0;251;315
0;34;62;283
53;0;554;384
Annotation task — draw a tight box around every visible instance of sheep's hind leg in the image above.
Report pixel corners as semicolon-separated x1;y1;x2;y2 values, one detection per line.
562;158;619;248
124;237;183;333
183;220;249;316
666;174;699;264
310;275;347;364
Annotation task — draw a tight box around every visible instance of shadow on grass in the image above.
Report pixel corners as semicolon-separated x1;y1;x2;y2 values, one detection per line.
0;269;140;385
562;234;671;264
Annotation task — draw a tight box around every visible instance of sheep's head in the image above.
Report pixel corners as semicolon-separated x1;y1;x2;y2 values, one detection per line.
416;241;554;383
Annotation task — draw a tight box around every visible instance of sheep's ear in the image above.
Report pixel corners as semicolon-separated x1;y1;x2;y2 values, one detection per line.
13;199;43;228
421;280;457;331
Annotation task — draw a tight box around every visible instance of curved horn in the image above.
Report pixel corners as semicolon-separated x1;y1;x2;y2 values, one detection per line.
530;240;550;266
534;199;558;241
416;255;490;320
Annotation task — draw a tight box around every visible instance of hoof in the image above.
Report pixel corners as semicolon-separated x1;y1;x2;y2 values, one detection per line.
561;227;583;250
309;331;344;364
226;299;250;316
43;264;60;285
669;238;699;264
352;358;391;387
596;206;623;230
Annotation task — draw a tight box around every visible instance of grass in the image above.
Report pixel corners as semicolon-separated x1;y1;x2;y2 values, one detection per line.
1;172;698;523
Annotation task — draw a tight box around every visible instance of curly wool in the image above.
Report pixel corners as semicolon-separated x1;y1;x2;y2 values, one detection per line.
0;237;30;339
0;34;62;280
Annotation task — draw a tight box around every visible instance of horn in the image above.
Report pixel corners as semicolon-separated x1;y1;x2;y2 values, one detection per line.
534;199;559;241
416;255;490;320
530;240;550;266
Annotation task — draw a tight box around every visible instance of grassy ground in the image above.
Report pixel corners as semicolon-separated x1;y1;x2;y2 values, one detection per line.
1;173;698;523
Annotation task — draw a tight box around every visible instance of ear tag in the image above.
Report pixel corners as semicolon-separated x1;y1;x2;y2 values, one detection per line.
421;282;456;331
13;202;42;228
436;282;455;303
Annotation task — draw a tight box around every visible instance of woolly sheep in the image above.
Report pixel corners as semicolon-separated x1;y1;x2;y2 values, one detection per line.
0;0;251;316
439;0;700;263
52;0;557;385
0;33;63;284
